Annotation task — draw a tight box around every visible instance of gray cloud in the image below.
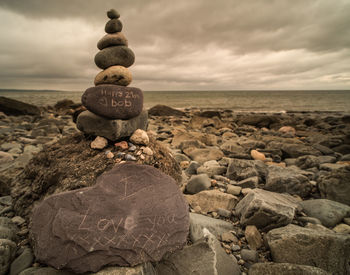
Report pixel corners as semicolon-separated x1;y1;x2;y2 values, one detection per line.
0;0;349;90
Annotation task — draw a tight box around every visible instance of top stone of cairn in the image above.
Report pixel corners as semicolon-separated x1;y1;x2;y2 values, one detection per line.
107;9;120;19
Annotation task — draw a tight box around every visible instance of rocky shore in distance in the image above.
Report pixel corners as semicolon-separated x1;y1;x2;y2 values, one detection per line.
0;97;350;274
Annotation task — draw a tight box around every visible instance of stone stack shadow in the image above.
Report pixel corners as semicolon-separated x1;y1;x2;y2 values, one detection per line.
76;9;147;141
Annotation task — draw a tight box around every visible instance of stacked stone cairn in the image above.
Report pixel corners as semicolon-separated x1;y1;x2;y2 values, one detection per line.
76;9;147;141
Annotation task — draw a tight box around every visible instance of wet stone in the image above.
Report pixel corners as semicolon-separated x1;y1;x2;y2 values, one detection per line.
82;85;143;120
30;163;189;273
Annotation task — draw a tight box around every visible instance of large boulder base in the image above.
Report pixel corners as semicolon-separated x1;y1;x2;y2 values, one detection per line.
82;85;143;120
12;133;182;220
30;163;189;273
76;109;148;141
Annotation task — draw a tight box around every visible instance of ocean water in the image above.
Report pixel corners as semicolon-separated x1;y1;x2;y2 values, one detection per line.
0;89;349;113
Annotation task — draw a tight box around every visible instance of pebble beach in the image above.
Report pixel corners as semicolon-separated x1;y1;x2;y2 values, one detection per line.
0;97;349;274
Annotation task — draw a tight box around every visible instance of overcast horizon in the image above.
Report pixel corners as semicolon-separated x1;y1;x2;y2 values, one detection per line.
1;1;350;91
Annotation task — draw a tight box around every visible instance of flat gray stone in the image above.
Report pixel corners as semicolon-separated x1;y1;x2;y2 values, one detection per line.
156;229;241;275
91;263;156;275
266;224;350;275
226;158;266;181
10;247;34;275
0;239;17;275
235;189;298;231
318;166;350;205
299;199;350;228
249;263;331;275
186;174;211;194
18;267;75;275
196;160;226;177
265;166;312;197
76;109;148;141
189;212;234;242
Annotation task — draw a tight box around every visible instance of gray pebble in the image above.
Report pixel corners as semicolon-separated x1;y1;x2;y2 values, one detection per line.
240;249;258;263
217;208;231;218
232;244;241;252
125;154;136;161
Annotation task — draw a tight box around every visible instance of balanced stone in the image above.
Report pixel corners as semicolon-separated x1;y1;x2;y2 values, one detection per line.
94;66;132;86
82;85;143;119
30;163;189;273
76;109;148;141
105;19;123;34
107;9;120;19
97;33;128;50
95;46;135;69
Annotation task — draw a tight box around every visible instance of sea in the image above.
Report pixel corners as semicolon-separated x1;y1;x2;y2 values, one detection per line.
0;89;349;113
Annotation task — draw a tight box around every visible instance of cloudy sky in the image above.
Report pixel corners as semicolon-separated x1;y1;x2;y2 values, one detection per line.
0;0;350;91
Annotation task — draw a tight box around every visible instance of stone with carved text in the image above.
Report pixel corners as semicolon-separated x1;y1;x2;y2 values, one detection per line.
30;163;189;273
82;85;143;119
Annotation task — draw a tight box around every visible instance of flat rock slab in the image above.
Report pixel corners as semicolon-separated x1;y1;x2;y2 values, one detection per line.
265;224;350;275
31;163;189;273
95;46;135;69
226;158;266;181
185;190;238;213
156;229;241;275
183;147;224;163
265;165;311;197
318;166;350;206
189;212;234;243
235;189;299;231
76;109;148;141
298;199;350;228
82;85;143;119
249;263;331;275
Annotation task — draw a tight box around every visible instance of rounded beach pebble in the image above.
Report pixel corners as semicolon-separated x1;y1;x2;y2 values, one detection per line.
105;19;123;33
94;66;132;86
97;33;128;50
107;9;120;19
95;46;135;69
